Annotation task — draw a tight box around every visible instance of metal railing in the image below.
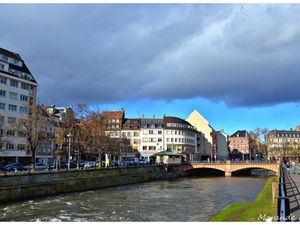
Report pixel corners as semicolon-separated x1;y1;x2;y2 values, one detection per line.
278;164;290;222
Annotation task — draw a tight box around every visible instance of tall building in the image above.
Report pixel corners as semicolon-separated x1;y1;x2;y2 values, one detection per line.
186;110;213;160
0;48;37;164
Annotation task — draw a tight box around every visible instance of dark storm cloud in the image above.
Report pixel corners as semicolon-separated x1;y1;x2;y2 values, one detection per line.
1;4;300;107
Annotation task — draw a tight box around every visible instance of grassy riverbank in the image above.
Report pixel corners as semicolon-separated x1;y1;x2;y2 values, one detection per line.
209;176;278;222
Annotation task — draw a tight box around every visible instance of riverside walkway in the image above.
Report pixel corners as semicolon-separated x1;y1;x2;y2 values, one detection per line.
285;164;300;221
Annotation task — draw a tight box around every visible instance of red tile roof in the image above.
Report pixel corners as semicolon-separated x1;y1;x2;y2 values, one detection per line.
103;110;124;119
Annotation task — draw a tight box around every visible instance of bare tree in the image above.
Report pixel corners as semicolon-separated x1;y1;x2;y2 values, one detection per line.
88;108;109;167
17;105;54;171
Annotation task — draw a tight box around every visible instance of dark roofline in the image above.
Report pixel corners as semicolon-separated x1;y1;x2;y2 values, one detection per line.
230;130;249;138
0;47;37;83
0;48;22;61
269;129;300;133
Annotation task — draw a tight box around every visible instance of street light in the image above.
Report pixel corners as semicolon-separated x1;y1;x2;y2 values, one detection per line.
67;132;72;170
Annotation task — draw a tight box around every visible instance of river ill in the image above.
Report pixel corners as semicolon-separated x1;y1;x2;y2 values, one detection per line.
0;176;269;221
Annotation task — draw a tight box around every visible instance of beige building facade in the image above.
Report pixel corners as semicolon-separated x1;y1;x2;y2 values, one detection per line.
186;110;213;160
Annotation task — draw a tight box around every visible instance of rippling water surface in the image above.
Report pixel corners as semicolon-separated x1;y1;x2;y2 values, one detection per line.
0;176;268;221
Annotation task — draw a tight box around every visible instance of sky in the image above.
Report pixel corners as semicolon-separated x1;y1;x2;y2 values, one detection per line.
1;4;300;135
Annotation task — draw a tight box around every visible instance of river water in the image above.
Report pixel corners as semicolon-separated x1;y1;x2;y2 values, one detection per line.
0;176;269;222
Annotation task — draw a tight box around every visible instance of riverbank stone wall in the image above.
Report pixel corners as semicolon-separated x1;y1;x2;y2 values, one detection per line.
0;166;180;203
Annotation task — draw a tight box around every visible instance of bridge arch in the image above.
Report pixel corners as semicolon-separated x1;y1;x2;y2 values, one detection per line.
180;162;279;177
231;165;278;176
181;164;226;176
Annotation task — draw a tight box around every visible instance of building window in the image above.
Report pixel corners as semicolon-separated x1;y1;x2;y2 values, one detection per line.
158;130;162;135
149;146;156;150
20;94;28;101
0;63;4;70
6;130;15;136
18;131;26;137
158;138;162;142
8;104;17;111
7;117;16;124
1;54;8;61
0;90;6;97
18;144;26;150
10;79;19;87
9;92;18;100
149;130;154;135
134;132;139;137
0;102;5;110
143;146;147;150
21;82;29;90
6;143;14;150
0;76;6;84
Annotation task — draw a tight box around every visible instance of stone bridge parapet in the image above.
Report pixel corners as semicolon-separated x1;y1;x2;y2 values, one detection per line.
180;161;279;176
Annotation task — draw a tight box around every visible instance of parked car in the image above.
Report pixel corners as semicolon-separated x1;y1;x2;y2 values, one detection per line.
138;159;147;165
24;163;47;171
3;163;25;172
80;161;96;168
121;158;139;166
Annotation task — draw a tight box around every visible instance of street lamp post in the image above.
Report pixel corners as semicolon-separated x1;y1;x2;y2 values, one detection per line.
67;132;72;170
213;143;217;162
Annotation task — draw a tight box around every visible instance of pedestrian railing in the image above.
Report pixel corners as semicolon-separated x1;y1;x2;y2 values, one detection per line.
278;164;290;222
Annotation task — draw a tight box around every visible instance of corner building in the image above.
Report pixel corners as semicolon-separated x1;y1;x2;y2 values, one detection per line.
0;48;37;164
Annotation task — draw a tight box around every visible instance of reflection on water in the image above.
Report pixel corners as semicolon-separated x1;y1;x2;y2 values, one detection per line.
0;176;269;221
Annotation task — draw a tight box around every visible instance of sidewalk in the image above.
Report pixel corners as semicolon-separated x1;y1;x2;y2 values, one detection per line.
285;165;300;221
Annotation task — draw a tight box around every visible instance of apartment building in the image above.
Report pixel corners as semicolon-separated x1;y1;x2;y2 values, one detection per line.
140;118;164;159
163;116;198;160
102;110;199;161
229;130;250;160
121;118;141;152
266;129;300;160
45;105;75;163
0;48;37;164
229;130;266;161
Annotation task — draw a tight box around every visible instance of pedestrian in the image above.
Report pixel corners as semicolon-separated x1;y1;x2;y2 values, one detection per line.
286;161;291;174
292;161;296;174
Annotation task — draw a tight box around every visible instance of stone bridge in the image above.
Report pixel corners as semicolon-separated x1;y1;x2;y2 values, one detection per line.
180;161;279;176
